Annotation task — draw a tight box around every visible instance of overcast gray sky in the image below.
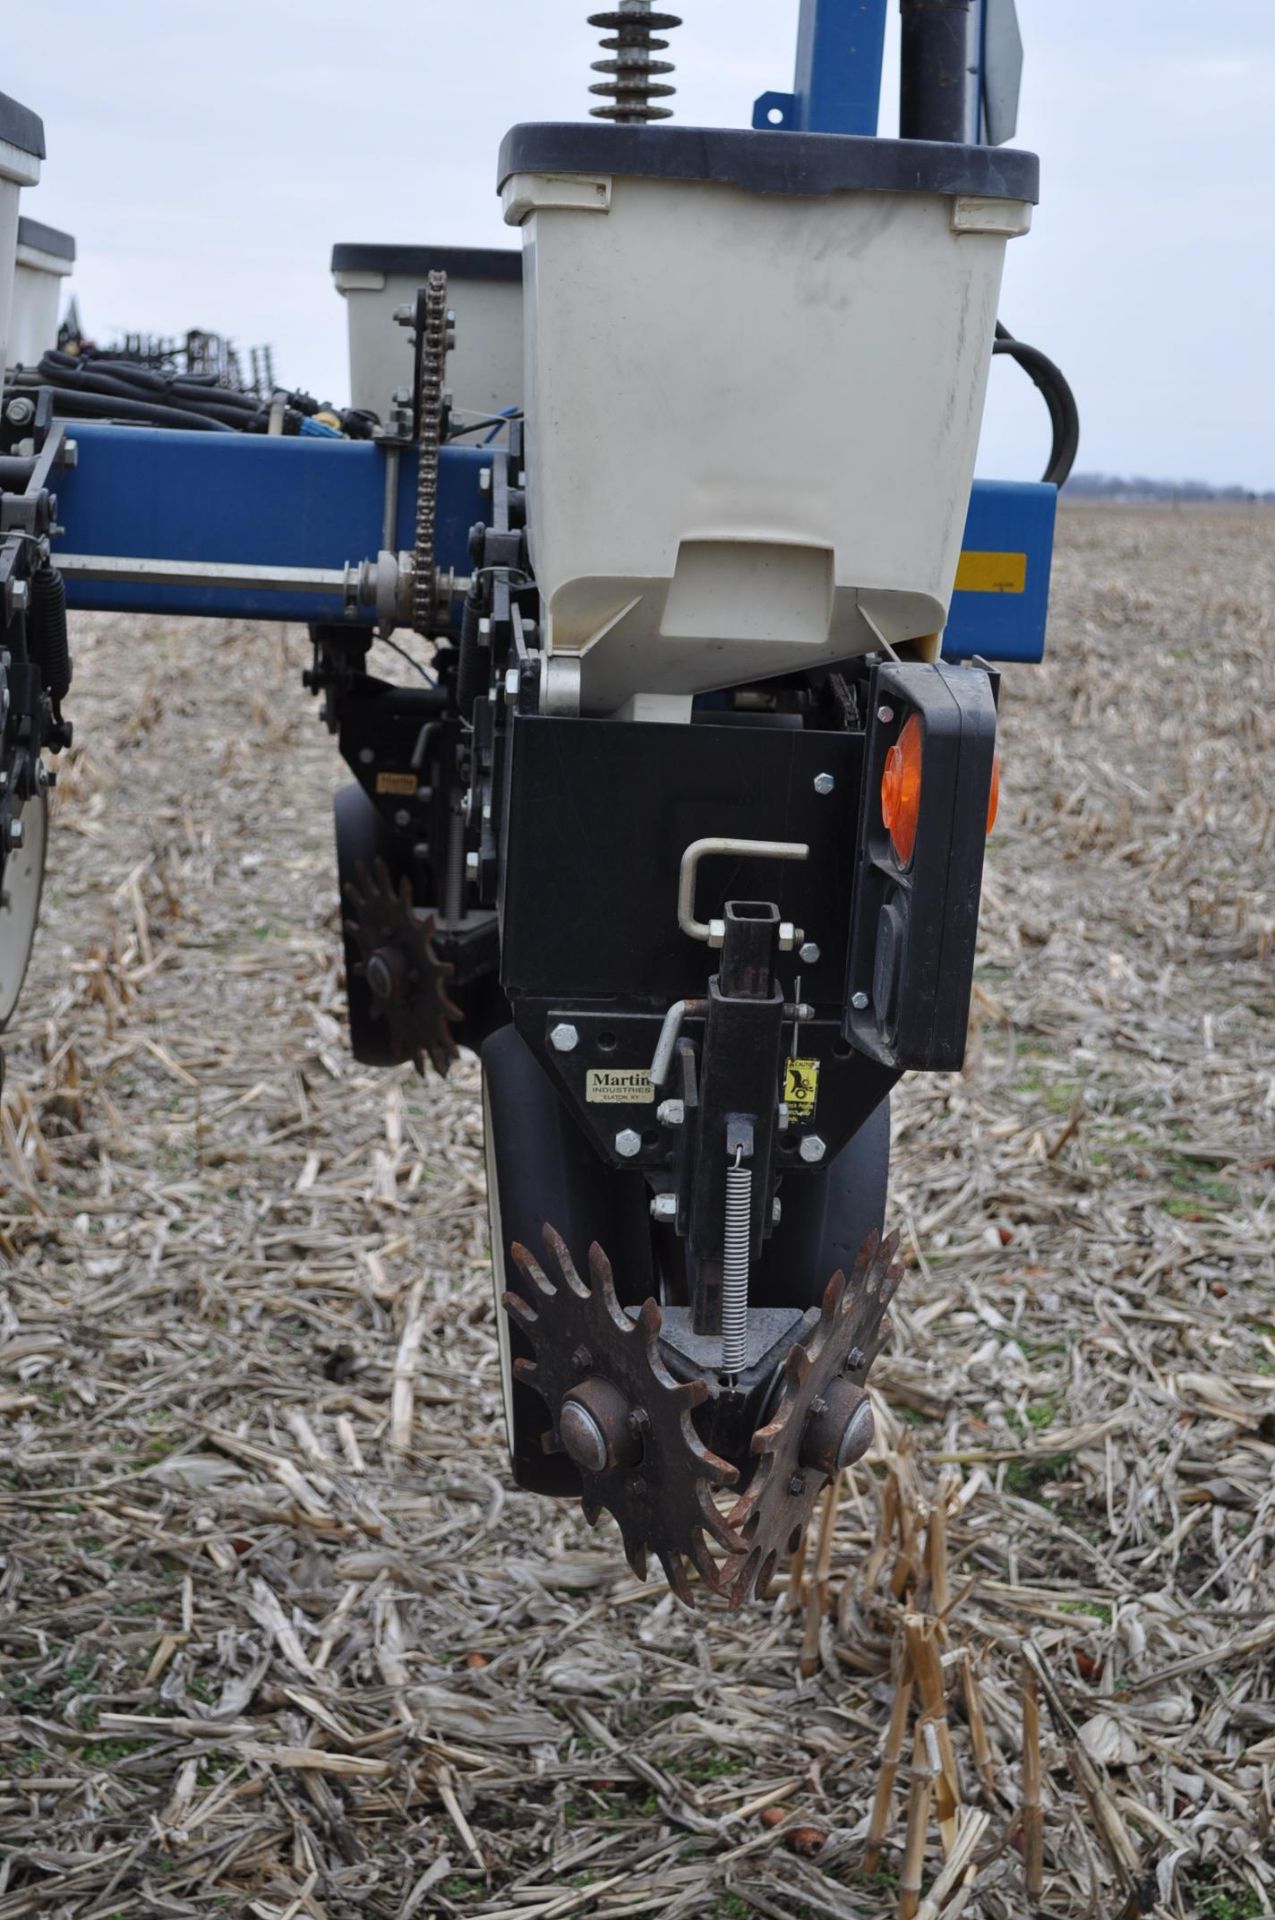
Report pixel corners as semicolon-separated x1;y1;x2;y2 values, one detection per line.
8;1;1274;487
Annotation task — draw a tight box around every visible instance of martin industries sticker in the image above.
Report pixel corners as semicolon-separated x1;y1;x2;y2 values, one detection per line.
375;771;417;797
784;1057;820;1121
586;1068;655;1105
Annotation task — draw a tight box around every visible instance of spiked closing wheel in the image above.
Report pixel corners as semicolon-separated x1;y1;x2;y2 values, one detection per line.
505;1227;744;1604
721;1230;904;1608
341;857;461;1077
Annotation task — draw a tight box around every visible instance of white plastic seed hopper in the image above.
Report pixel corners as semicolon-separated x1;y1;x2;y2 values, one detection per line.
0;94;45;379
500;124;1036;713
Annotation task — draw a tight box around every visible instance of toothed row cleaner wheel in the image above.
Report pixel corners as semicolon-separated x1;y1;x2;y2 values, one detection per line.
506;1225;903;1606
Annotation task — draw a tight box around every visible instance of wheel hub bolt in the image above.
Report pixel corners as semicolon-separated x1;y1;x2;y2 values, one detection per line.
559;1377;642;1474
801;1377;876;1476
366;947;404;1001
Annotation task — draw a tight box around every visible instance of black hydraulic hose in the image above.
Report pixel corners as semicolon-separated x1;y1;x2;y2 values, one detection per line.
35;355;265;430
993;322;1080;488
15;383;235;432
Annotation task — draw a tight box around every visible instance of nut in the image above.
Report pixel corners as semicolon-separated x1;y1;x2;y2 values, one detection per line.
799;1134;826;1164
649;1192;677;1223
778;922;804;952
656;1098;684;1127
614;1128;642;1160
549;1023;579;1053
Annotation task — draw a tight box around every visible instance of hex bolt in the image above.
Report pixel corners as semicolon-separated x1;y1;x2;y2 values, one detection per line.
799;1134;827;1164
5;397;34;426
813;771;835;796
10;581;29;614
394;303;415;325
7;818;24;851
799;941;821;965
465;850;480;878
777;1102;790;1131
650;1192;677;1223
851;990;870;1011
504;667;520;697
877;704;895;724
772;1196;783;1225
615;1128;642;1159
358;747;375;766
549;1022;579;1053
656;1098;684;1127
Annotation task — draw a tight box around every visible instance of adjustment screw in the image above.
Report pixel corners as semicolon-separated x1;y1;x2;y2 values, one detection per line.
813;772;835;796
549;1022;579;1053
615;1128;642;1160
650;1192;677;1223
799;1134;826;1164
656;1098;684;1126
851;990;870;1011
799;941;821;965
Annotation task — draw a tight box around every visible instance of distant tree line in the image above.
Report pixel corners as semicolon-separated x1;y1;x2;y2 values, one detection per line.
1064;472;1274;503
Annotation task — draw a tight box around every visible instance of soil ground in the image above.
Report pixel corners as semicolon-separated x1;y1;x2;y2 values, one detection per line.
1;504;1272;1920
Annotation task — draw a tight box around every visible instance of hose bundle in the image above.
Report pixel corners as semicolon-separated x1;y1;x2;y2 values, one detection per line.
6;351;378;439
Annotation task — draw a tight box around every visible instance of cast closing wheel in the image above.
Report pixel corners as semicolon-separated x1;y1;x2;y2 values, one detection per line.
0;792;48;1034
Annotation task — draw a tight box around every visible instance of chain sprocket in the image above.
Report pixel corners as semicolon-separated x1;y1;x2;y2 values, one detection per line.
412;269;450;635
505;1227;746;1604
342;857;461;1076
721;1229;904;1607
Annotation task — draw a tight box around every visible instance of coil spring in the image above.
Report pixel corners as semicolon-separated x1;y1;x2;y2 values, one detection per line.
588;2;682;123
27;563;71;704
721;1156;752;1377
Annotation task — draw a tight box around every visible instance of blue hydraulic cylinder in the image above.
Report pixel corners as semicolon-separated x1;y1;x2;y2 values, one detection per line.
52;424;490;626
753;0;888;135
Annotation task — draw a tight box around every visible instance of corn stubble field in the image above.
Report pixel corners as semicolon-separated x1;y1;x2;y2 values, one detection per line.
0;504;1272;1920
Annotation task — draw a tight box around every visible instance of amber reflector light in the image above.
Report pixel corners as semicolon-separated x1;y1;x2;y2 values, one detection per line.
880;714;923;866
987;752;1001;834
